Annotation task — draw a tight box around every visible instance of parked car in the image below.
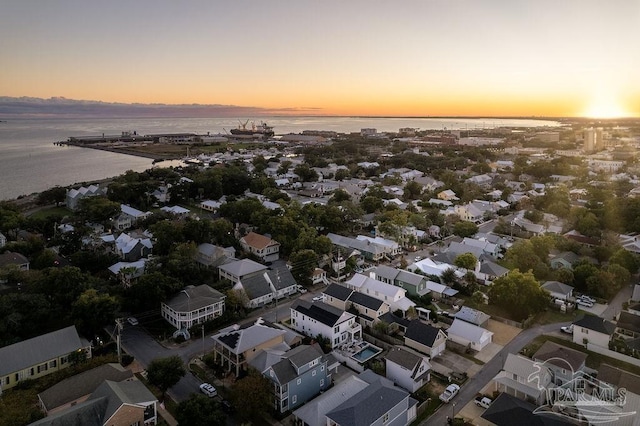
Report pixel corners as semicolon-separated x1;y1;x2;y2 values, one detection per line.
199;383;217;397
439;384;460;403
127;317;139;326
561;325;574;334
578;295;596;304
576;299;594;308
312;296;325;302
474;396;492;409
296;285;308;294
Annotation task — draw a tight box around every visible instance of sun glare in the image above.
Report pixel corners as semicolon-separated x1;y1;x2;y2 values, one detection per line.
582;96;630;119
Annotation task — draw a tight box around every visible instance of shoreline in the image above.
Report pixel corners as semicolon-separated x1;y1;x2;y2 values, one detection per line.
62;141;180;161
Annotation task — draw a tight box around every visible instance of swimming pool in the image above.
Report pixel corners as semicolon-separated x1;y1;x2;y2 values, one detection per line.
352;344;382;363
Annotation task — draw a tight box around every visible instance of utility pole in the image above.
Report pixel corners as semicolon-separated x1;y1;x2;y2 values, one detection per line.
274;270;280;323
201;325;205;360
115;318;123;364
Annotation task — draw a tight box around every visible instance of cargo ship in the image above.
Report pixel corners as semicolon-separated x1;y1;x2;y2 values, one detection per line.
230;120;275;140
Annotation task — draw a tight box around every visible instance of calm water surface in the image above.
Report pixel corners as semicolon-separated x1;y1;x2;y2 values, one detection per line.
0;117;560;200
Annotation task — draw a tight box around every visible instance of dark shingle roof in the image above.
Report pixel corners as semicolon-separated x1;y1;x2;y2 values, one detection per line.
164;284;225;312
573;315;615;335
404;321;443;347
292;300;344;327
598;364;640;395
481;392;575;426
532;341;587;372
323;283;354;301
617;311;640;334
241;273;272;299
379;312;411;329
348;292;384;311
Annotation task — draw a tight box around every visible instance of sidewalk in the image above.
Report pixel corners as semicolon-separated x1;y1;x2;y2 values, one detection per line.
157;403;178;426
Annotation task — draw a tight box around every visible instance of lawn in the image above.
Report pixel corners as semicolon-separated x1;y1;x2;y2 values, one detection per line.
28;206;70;220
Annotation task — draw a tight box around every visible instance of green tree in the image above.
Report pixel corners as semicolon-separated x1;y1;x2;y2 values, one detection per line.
294;164;319;182
290;249;318;287
488;269;549;321
175;395;226;426
76;196;120;223
72;289;119;336
335;169;351;181
146;355;186;400
454;253;477;270
609;248;640;274
230;369;273;423
37;186;67;207
452;221;478;238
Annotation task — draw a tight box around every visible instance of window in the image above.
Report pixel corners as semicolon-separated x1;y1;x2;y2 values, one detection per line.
321;365;325;371
292;395;297;404
4;376;9;386
312;370;316;377
297;378;301;385
320;379;324;386
383;412;389;423
50;360;57;368
334;326;339;333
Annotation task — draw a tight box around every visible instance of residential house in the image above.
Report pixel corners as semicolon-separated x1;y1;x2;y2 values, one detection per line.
572;315;616;348
356;235;402;257
404;321;447;358
0;251;30;271
114;233;152;262
325;369;417;426
454;203;485;223
0;326;92;392
437;189;459;201
447;319;494;352
322;283;354;311
409;258;464;282
327;233;386;262
234;262;298;308
492;353;552;405
454;306;490;327
596;364;640;426
348;291;390;327
617;311;640;339
311;268;328;285
475;259;509;285
30;379;157;426
466;173;493;188
481;392;576;426
108;259;146;287
218;258;268;283
425;280;459;300
293;370;417;426
549;251;581;270
240;232;281;263
159;205;190;217
0;232;6;248
385;346;431;393
260;344;330;413
290;300;362;349
370;265;430;297
66;185;105;211
532;341;587;386
211;317;289;376
37;363;133;415
115;204;151;230
200;199;223;212
161;284;226;331
195;243;236;268
541;281;574;301
345;273;416;316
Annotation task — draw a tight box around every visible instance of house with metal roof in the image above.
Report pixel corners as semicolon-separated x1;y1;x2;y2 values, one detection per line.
370;265;430;297
0;326;92;392
233;262;298;308
161;284;226;330
541;281;574;301
404;321;447;358
345;273;416;316
454;306;491;327
211;317;289;376
257;344;331;414
31;379;157;426
385;346;431;393
195;243;236;268
290;300;361;349
218;258;268;283
447;319;494;352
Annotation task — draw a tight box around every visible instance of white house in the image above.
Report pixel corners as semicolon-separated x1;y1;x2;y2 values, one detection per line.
385;346;431;393
161;284;226;330
234;264;298;308
200;199;223;212
492;353;551;405
541;281;574;301
447;319;493;352
345;273;415;316
290;300;362;349
160;205;190;217
572;315;616;348
240;232;280;263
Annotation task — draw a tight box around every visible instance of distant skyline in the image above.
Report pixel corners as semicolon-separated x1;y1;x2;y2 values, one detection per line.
1;1;639;118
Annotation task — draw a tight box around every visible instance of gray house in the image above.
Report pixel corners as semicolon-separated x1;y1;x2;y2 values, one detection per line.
261;345;330;413
532;341;587;386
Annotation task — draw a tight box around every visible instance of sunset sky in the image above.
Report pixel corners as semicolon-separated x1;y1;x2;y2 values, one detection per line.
1;1;639;117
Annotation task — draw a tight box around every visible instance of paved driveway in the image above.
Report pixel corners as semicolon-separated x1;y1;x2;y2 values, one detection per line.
430;350;483;378
577;302;607;316
474;342;502;363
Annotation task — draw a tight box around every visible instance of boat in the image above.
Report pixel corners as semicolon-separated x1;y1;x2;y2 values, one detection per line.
230;120;274;140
